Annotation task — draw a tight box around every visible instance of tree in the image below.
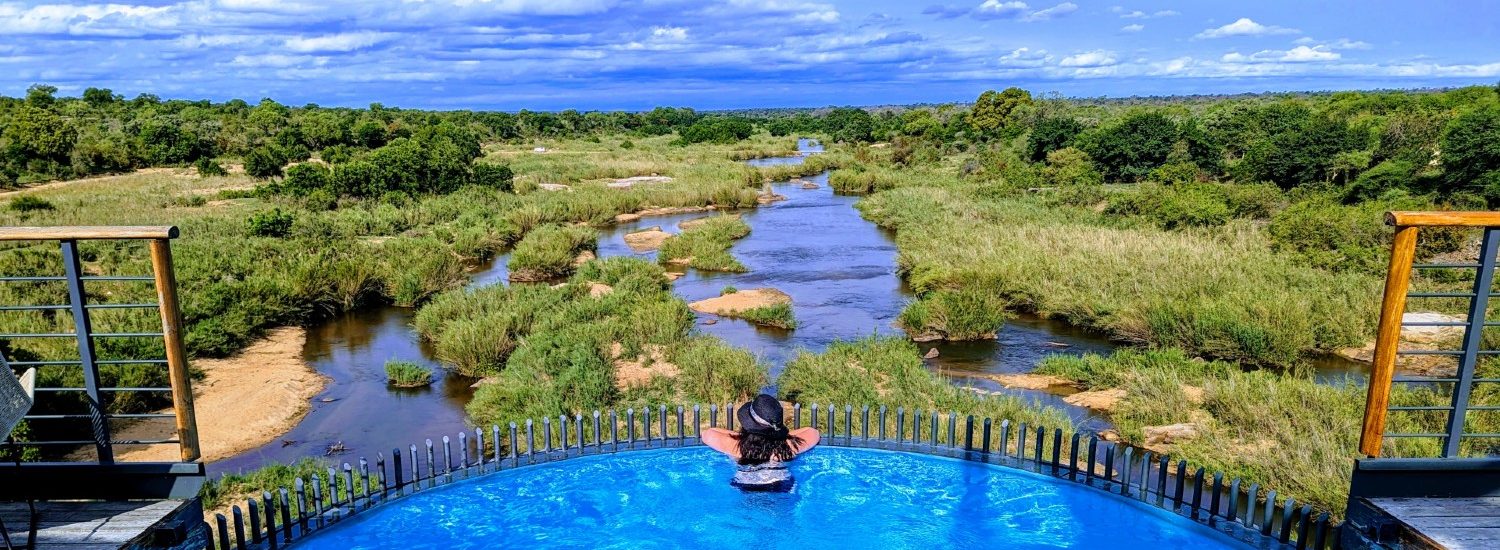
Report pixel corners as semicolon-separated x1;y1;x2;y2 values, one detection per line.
244;146;286;179
822;108;874;143
1440;105;1500;194
968;87;1032;138
82;87;118;108
1042;147;1103;187
1242;115;1363;189
1027;115;1083;161
1081;111;1178;181
281;162;331;195
24;84;57;108
472;163;513;191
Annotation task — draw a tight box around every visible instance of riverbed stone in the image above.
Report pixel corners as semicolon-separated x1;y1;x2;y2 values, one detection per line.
623;227;671;252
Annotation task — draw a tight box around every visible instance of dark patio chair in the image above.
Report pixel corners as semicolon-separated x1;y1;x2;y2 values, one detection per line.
2;354;37;550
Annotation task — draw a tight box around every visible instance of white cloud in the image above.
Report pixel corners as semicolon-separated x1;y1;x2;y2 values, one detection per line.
1222;45;1339;64
284;32;393;53
1060;49;1117;67
973;1;1028;20
1195;18;1299;39
1022;2;1076;22
997;47;1049;67
651;26;688;41
1121;24;1144;33
229;53;329;68
0;3;177;36
1113;6;1177;18
1297;37;1373;50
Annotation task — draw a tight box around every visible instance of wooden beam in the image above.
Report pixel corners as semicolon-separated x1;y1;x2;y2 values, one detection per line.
1386;211;1500;227
149;238;200;462
0;225;178;241
1361;225;1420;457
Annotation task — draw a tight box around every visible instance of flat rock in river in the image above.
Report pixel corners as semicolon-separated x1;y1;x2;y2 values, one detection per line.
689;288;791;316
623;227;671;252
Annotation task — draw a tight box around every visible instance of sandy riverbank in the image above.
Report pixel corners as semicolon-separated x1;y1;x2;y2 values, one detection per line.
102;327;327;463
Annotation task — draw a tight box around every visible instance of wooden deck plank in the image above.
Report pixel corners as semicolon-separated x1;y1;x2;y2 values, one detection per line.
1368;497;1500;549
1;500;190;549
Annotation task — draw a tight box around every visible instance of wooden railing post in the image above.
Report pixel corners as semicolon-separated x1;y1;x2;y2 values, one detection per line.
1359;225;1419;457
149;238;201;461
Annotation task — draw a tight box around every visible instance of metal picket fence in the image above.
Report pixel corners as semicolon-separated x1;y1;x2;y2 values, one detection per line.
205;402;1338;550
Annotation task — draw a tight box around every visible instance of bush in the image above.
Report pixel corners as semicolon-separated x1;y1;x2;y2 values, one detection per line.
897;288;1008;341
676;118;755;145
319;145;353;165
734;303;797;329
195;157;228;177
281;162;331;195
247;208;295;237
472;163;513;192
243;146;286;179
658;216;751;272
721;286;738;295
508;224;598;281
620;140;635;149
1106;183;1232;229
385;360;433;387
304;188;338;211
1344;159;1416;203
8;195;55;212
1041;147;1103;187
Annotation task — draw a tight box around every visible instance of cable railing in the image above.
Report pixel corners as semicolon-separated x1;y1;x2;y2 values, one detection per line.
0;225;202;499
1360;211;1500;458
205;403;1338;550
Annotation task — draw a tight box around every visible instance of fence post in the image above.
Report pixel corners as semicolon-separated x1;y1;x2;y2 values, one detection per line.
1360;224;1418;457
149;237;201;462
59;240;113;463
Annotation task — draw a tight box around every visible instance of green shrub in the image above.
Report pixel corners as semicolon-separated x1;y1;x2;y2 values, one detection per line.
281;162;331;195
734;303;797;329
1343;159;1416;203
195;157;228;177
385;360;433;387
1042;147;1103;187
243;146;286;179
620;140;635;149
720;286;738;295
508;224;598;281
897;288;1008;340
658;216;750;272
304;188;338;211
319;145;353;165
472;163;513;192
8;195;55;212
1106;183;1231;229
247;208;295;237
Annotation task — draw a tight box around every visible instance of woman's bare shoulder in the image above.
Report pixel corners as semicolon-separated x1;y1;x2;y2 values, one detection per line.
792;427;821;454
702;428;740;458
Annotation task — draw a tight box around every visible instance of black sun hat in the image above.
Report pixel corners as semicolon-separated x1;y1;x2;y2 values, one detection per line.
736;394;788;436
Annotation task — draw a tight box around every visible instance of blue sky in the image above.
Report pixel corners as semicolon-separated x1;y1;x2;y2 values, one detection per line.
1;1;1497;110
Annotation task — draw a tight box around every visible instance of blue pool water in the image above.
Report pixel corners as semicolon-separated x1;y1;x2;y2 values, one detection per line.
293;447;1238;549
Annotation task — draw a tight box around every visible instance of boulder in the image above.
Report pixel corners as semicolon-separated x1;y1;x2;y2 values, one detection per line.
614;213;642;223
536;183;570;192
1063;388;1126;412
623;227;671;252
923;348;940;359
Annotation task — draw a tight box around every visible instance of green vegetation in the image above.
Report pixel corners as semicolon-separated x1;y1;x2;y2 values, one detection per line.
778;336;1073;441
431;257;763;427
732;303;798;330
384;360;433;387
658;215;751;272
7;195;54;212
896;288;1008;341
507;224;598;281
246;208;295;237
1035;347;1500;516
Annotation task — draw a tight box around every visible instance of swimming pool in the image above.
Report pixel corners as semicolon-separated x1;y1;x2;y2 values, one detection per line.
290;447;1241;549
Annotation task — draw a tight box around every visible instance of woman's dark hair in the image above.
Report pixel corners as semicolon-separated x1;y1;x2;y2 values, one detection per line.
735;394;804;465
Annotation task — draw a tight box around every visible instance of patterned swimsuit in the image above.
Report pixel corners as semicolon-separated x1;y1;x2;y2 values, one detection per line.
731;461;794;492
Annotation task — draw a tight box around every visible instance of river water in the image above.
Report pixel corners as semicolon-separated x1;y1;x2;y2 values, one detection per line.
210;140;1163;474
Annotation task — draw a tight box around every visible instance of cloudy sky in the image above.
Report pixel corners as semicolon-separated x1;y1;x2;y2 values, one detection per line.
2;1;1497;110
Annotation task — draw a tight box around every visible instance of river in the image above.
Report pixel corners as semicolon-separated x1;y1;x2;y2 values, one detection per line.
210;140;1147;474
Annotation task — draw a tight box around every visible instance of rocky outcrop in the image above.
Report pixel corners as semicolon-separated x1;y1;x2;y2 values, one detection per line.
623;227;671;252
689;288;791;315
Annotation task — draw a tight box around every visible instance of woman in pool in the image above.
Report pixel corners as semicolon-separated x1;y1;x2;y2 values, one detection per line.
702;394;821;492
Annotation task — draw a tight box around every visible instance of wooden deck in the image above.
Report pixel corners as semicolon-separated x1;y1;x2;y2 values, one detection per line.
0;500;201;549
1364;497;1500;549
